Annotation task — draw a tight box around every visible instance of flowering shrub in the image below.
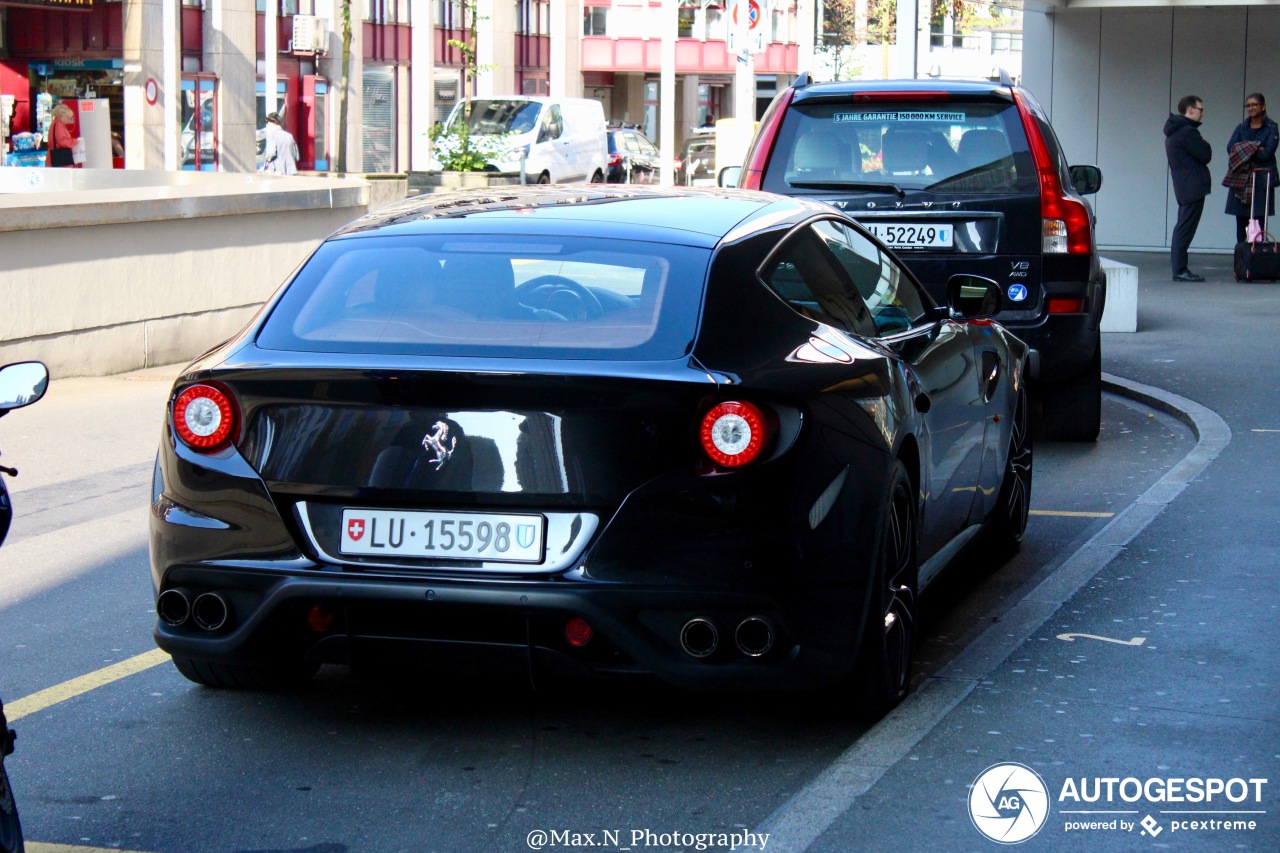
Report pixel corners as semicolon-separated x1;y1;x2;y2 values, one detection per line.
428;121;516;172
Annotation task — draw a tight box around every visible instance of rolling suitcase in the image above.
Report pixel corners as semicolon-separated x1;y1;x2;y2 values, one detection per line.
1233;170;1280;282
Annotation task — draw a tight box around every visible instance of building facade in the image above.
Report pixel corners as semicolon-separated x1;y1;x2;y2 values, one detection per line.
0;0;809;174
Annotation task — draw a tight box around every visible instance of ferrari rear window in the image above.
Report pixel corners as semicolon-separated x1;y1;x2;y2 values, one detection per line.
256;233;709;360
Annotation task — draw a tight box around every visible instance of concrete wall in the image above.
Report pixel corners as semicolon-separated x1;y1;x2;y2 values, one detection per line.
0;170;407;379
1023;6;1280;253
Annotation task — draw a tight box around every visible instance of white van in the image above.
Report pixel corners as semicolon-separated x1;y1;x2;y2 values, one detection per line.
440;96;607;184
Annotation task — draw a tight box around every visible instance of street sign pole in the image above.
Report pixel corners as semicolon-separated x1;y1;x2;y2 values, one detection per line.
732;0;754;126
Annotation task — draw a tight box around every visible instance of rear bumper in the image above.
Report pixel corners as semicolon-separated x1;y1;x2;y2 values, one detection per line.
1002;310;1099;385
152;564;862;691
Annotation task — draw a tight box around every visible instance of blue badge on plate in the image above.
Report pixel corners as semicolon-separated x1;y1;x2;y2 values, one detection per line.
1008;283;1028;302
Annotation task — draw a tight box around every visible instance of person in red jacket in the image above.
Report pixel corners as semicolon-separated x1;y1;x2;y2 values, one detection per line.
45;103;76;168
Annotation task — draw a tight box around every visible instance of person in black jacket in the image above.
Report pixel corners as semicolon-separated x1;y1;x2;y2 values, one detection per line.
1165;95;1212;281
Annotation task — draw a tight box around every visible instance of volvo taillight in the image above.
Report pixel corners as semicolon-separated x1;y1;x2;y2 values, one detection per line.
740;87;796;190
172;384;237;451
1012;90;1092;255
700;401;769;468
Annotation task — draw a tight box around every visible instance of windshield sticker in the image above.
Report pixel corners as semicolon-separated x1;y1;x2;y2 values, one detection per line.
833;111;966;123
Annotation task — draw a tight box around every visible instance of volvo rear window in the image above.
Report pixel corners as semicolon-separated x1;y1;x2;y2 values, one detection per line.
256;234;709;360
761;99;1036;195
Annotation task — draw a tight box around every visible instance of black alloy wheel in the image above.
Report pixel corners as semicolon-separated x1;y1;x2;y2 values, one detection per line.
985;387;1033;556
850;461;919;721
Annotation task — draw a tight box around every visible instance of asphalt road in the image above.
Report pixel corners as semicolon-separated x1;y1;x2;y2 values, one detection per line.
0;345;1201;853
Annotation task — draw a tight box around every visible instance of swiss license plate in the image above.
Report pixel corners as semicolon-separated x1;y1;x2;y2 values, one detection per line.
865;222;954;249
340;508;545;563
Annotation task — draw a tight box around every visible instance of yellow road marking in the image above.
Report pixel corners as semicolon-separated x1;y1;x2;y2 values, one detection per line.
4;649;171;723
28;840;155;845
1029;510;1115;518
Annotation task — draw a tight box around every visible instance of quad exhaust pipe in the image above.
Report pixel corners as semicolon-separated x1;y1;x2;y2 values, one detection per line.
157;588;191;627
680;618;719;658
192;591;230;631
734;616;775;657
157;588;231;632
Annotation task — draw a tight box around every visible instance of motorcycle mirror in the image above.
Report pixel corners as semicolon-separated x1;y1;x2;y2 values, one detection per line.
0;361;49;411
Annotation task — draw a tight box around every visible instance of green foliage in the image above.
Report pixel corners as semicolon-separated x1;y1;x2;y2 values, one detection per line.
428;121;515;172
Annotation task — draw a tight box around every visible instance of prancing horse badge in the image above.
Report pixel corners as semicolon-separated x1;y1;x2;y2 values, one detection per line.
422;421;456;471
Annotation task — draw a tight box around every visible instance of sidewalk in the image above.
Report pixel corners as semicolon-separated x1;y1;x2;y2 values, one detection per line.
761;250;1280;851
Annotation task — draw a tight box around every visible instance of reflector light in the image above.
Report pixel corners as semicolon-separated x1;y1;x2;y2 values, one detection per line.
700;401;768;468
173;384;236;451
564;617;594;647
1047;298;1085;314
307;604;335;632
608;153;623;169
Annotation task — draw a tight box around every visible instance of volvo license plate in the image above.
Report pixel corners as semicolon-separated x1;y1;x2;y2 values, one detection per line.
340;509;545;563
864;222;954;249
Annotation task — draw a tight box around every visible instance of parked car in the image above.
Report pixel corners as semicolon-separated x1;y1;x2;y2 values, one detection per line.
728;73;1105;441
677;131;717;186
439;96;607;184
605;127;661;184
149;186;1030;719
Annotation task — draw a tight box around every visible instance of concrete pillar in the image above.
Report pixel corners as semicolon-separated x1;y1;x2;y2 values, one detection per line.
123;0;179;170
204;0;258;173
477;0;516;95
551;0;585;98
410;0;435;169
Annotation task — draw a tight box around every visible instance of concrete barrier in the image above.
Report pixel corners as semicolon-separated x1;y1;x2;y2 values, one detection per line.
0;169;392;378
1099;257;1138;333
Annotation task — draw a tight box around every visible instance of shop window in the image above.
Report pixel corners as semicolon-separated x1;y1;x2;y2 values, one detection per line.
313;80;329;170
180;76;217;171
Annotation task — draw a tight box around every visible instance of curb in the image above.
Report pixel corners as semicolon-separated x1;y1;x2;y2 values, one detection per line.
752;374;1232;853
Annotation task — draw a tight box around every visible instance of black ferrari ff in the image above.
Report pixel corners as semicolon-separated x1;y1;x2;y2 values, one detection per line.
150;186;1031;719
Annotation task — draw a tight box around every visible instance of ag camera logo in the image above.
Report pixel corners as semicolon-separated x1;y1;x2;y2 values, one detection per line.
969;762;1050;843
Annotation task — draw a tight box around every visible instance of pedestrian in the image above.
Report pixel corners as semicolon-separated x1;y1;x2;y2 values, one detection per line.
1165;95;1212;281
260;112;298;175
1222;92;1278;243
45;103;76;168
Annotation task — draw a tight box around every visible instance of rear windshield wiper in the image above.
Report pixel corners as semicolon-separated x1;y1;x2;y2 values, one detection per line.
787;180;907;198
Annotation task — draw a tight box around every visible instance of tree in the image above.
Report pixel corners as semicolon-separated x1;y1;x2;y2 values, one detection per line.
817;0;897;81
336;0;352;174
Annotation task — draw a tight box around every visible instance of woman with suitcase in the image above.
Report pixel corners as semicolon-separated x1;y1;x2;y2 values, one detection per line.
1225;93;1278;243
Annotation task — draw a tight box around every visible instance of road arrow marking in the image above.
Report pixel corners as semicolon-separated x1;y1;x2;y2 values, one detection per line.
1056;633;1146;646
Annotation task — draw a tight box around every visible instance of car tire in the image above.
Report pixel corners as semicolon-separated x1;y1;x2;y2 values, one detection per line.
0;755;23;853
1042;343;1101;442
981;387;1033;558
591;169;604;184
846;461;919;721
172;657;318;691
536;172;551;185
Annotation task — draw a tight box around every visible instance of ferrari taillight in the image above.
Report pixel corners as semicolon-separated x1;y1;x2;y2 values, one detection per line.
700;401;769;468
173;384;237;451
